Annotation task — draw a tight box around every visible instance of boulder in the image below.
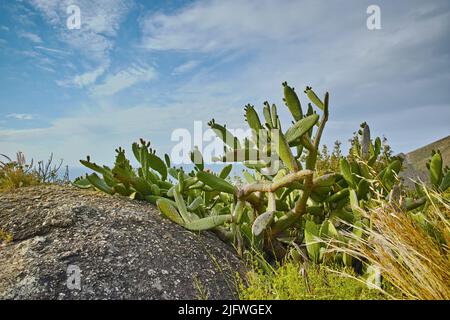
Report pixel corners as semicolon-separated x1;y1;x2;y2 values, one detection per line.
0;185;244;299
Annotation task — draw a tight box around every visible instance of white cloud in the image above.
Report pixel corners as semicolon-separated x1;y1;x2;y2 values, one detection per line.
140;0;323;52
34;46;68;55
138;0;450;153
0;94;241;167
0;25;9;31
18;31;42;43
57;64;109;88
7;113;34;120
91;64;157;96
172;60;200;75
28;0;132;62
74;65;109;87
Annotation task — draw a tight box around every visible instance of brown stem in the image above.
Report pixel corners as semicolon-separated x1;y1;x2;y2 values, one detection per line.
270;173;314;236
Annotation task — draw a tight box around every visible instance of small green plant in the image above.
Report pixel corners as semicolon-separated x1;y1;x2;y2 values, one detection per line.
0;229;13;245
239;261;388;300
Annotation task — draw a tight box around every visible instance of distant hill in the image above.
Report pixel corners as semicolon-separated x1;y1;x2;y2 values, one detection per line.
400;135;450;186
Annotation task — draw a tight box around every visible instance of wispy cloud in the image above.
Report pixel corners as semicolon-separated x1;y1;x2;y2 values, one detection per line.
18;31;42;43
172;60;200;75
28;0;132;62
91;64;157;96
139;0;450;152
34;46;69;55
57;64;109;88
7;113;34;120
140;0;318;52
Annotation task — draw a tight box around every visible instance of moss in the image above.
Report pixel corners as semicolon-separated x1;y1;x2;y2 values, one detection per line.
0;229;13;244
239;262;387;300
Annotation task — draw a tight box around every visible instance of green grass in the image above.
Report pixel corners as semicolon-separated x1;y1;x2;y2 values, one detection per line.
239;262;388;300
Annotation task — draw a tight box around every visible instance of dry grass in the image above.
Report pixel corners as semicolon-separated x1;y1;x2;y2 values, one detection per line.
0;153;40;192
332;189;449;300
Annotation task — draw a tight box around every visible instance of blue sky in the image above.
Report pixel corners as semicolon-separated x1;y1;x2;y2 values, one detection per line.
0;0;449;177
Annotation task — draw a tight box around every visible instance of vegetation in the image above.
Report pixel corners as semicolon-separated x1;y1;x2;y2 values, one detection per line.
0;152;68;192
406;135;450;176
330;189;449;300
74;82;450;299
239;262;388;300
0;229;13;245
0;152;40;191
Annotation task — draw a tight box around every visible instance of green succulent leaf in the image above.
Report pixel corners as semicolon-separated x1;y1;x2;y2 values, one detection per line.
313;173;340;187
439;171;450;192
273;129;298;172
340;158;355;188
357;179;370;200
382;159;402;191
173;188;197;223
187;196;203;211
190;147;204;171
325;188;349;203
283;82;303;121
263;102;273;129
219;164;233;179
285;114;319;147
304;86;324;111
72;177;91;189
184;214;232;231
157;198;185;225
148;153;167;181
80;159;110;176
252;211;275;236
208;119;241;150
319;220;338;239
164;154;171;168
196;171;236;194
244;104;263;131
86;173;114;194
271;103;279;129
304;220;322;264
429;152;443;187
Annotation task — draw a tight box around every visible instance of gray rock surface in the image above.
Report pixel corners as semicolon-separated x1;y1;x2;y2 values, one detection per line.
0;185;244;299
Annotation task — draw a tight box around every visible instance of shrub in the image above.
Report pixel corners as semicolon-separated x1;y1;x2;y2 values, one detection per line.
0;153;40;191
0;152;68;192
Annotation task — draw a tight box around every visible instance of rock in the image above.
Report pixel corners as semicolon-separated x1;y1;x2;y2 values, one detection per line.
0;185;244;299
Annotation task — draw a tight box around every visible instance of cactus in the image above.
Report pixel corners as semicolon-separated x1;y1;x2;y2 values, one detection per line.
282;82;303;121
75;81;444;274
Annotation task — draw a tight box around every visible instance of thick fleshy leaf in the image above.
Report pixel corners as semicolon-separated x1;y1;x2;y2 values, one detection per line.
252;211;275;236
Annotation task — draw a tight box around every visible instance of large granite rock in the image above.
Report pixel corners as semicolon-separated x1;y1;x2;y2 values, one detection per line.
0;185;244;299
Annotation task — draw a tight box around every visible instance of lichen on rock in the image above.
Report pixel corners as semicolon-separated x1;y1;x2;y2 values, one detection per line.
0;185;244;299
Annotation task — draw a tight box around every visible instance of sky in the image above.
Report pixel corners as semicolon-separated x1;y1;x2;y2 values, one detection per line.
0;0;449;178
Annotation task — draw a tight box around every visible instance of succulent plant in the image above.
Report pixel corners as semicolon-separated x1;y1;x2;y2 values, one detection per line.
75;82;446;273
